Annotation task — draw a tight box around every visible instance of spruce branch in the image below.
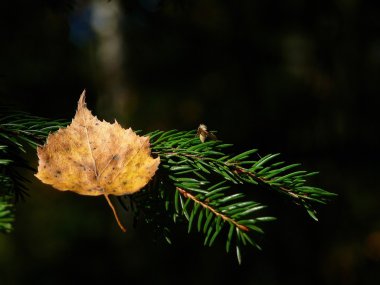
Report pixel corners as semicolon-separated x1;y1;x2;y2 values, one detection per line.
176;186;249;232
123;129;336;263
0;110;66;232
0;110;336;263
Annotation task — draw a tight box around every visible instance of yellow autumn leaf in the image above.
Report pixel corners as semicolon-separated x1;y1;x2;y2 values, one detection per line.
35;90;160;231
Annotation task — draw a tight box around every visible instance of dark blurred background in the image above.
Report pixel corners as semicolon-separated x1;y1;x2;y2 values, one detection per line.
1;0;379;284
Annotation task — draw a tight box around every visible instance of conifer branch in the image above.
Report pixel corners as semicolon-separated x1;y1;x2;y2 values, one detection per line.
176;186;249;232
0;110;66;232
0;111;336;263
126;128;336;263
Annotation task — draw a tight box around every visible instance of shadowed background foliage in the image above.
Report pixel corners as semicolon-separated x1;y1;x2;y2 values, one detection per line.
1;0;379;284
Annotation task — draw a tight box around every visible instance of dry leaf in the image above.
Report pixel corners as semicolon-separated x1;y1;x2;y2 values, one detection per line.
35;90;160;231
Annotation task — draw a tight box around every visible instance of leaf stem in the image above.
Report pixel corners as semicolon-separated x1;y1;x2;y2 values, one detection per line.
104;194;126;232
176;187;249;232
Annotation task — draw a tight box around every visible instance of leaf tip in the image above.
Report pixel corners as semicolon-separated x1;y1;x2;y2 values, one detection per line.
78;89;87;109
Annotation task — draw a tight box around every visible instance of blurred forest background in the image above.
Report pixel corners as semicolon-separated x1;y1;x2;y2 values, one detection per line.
0;0;379;284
